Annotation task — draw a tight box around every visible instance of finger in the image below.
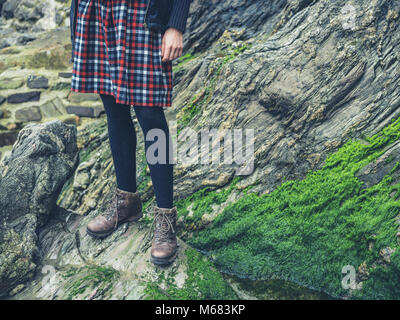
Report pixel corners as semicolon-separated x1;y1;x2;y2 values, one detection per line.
175;46;183;60
161;36;166;59
163;45;172;62
168;46;176;61
172;46;179;61
174;42;182;60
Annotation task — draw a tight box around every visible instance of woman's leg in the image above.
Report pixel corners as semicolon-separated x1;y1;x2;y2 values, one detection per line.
100;94;137;193
133;106;173;208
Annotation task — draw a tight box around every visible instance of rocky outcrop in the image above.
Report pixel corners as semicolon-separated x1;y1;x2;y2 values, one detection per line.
0;0;69;47
172;0;400;198
1;0;400;300
0;120;78;296
10;204;237;300
356;140;400;188
0;118;237;300
184;0;287;53
167;0;400;299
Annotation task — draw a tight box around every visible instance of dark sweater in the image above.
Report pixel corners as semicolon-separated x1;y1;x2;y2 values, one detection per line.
145;0;192;34
166;0;192;33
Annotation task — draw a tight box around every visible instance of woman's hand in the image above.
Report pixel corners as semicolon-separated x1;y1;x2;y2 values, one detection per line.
161;27;183;62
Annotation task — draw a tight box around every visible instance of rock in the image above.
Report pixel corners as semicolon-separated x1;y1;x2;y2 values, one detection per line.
0;130;18;147
66;105;104;118
8;284;25;296
9;206;235;300
6;123;19;131
0;0;6;13
14;0;44;23
52;97;67;113
26;45;71;70
379;247;396;264
16;34;37;45
0;78;24;90
58;72;73;78
184;0;287;52
50;82;71;91
54;114;80;126
73;170;90;190
356;140;400;188
72;158;97;191
0;96;5;106
55;11;64;25
0;120;78;297
357;262;369;281
67;92;100;104
39;99;66;118
7;91;41;104
0;39;10;49
1;0;20;19
15;106;42;122
0;109;4;118
171;0;400;200
27;75;49;89
40;102;62;118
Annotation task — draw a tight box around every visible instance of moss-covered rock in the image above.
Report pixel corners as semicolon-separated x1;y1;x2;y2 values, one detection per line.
182;116;400;299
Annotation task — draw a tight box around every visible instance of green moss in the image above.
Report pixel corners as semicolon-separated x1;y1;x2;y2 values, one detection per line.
173;53;197;73
144;247;237;300
176;176;241;226
184;116;400;299
63;265;120;300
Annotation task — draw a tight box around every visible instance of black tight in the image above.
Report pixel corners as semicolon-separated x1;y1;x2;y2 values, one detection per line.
100;94;173;208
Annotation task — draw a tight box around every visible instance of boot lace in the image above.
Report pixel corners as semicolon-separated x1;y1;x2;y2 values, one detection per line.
153;208;175;243
139;204;175;252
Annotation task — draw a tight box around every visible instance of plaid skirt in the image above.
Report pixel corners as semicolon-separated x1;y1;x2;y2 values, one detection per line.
71;0;173;107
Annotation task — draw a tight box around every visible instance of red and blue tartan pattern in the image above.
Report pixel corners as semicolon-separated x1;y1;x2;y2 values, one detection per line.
71;0;173;107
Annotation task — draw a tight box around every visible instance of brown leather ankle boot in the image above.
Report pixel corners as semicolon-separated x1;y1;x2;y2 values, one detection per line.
87;187;142;239
150;206;178;266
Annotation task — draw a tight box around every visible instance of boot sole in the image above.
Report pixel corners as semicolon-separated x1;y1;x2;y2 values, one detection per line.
150;249;178;266
86;213;143;239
